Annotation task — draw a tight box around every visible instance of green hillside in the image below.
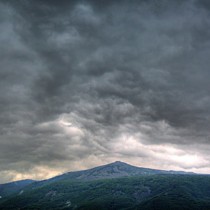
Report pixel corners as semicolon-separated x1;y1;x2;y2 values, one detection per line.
0;180;35;198
1;175;210;210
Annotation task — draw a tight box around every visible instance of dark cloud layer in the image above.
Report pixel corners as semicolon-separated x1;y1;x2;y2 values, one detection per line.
1;0;210;183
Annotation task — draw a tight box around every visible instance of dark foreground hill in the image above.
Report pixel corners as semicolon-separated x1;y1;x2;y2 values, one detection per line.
0;161;209;210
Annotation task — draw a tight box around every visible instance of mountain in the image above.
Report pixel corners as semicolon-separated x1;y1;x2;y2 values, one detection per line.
1;161;208;210
0;161;194;198
43;161;195;183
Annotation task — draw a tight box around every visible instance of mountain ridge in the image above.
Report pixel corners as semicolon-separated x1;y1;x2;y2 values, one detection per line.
0;161;195;198
24;160;195;190
48;160;195;181
0;161;195;186
0;161;207;210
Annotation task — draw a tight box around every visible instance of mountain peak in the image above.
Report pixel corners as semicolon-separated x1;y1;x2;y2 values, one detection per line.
45;161;195;184
112;160;127;164
108;161;129;166
113;160;124;163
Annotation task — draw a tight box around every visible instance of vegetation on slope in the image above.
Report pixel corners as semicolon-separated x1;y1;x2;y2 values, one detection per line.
1;175;210;210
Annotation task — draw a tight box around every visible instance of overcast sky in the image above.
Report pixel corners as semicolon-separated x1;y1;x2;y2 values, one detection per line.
1;0;210;183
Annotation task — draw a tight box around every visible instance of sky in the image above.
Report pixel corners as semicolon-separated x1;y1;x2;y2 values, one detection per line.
0;0;210;183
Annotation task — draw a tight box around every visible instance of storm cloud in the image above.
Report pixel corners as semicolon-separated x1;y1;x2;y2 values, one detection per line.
1;0;210;183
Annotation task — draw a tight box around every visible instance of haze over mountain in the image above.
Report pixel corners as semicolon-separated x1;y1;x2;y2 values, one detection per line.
1;0;210;183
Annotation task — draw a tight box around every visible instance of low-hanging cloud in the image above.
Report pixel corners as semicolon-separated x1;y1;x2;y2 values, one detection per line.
1;0;210;183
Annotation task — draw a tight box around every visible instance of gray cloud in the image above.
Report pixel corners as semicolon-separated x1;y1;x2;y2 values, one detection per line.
1;0;210;183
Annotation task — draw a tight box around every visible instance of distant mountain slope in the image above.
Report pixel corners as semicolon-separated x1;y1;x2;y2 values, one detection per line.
0;162;207;210
0;161;195;196
46;161;195;183
0;179;35;198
